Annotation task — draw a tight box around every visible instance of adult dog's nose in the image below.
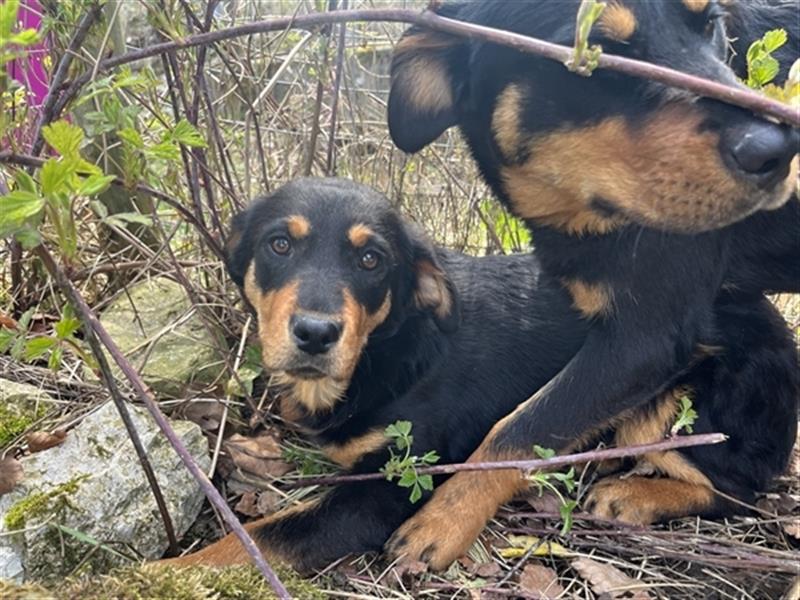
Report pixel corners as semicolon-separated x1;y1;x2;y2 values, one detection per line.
722;121;798;189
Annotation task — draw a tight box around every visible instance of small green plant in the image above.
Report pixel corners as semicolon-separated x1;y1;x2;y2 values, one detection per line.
226;344;265;397
567;0;606;76
745;29;799;108
671;395;698;435
381;420;440;503
528;445;578;535
746;29;787;89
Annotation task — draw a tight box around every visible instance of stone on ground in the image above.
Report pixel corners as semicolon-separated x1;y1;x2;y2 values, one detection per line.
0;401;209;581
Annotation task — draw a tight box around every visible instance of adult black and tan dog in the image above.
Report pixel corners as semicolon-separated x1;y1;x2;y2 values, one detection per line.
385;0;799;568
165;177;797;574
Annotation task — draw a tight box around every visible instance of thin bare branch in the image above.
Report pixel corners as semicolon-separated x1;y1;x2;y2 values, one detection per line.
49;9;798;127
284;432;728;488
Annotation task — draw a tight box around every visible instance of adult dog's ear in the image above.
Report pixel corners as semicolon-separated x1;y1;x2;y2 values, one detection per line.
388;8;467;153
225;209;252;287
407;225;460;333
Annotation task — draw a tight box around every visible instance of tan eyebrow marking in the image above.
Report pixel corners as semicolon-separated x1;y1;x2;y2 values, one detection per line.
286;215;310;238
682;0;709;13
347;223;374;247
599;2;637;42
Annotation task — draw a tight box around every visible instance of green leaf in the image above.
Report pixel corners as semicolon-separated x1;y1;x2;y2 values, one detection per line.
104;212;153;228
48;345;63;371
118;127;145;149
9;28;38;46
0;0;20;38
398;468;417;488
23;337;57;361
395;420;412;437
14;170;37;194
0;191;45;237
147;140;181;160
14;227;42;249
53;524;131;561
533;444;555;459
54;316;80;340
171;119;207;148
418;474;434;491
421;450;440;465
40;159;74;197
41;121;84;158
77;174;115;197
0;328;17;353
762;29;787;53
409;483;423;503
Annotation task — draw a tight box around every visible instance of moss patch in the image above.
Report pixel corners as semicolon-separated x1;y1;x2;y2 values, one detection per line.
0;402;46;447
0;564;325;599
4;475;89;530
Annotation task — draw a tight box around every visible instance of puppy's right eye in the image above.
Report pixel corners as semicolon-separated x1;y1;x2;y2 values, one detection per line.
270;236;291;255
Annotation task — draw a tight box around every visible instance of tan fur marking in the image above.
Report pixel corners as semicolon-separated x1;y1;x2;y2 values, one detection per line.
274;372;347;415
563;279;613;318
614;389;713;487
286;214;310;239
682;0;709;12
588;476;716;524
339;288;392;376
393;33;455;114
245;266;299;372
347;223;374;248
160;500;319;568
324;429;388;468
501;106;796;235
492;84;525;160
599;2;637;41
387;440;527;570
414;260;453;321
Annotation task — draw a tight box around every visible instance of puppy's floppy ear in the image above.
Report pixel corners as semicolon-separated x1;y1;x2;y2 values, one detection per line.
388;7;467;154
407;225;460;333
225;209;252;287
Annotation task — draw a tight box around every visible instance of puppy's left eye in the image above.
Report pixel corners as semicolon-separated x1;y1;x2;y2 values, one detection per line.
360;250;381;271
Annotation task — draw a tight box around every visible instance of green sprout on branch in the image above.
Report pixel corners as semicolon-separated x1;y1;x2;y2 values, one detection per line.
528;445;578;535
381;420;440;503
567;0;606;76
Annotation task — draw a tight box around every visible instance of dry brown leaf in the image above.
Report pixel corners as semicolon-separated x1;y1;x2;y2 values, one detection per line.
234;491;261;517
180;401;227;432
526;490;564;514
470;561;502;578
0;457;23;495
26;429;67;453
256;489;281;515
392;558;428;578
519;563;565;598
572;557;652;599
782;520;800;540
225;432;292;481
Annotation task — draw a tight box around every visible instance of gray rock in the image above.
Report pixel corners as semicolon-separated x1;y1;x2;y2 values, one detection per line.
0;401;209;582
96;277;226;397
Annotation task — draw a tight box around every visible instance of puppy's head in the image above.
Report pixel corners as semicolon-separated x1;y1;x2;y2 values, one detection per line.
227;177;459;414
389;0;798;235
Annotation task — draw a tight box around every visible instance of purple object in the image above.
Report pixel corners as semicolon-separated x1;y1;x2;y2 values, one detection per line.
9;0;48;107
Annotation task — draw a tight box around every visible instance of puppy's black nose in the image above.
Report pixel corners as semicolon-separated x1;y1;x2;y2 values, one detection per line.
723;121;798;189
291;315;342;355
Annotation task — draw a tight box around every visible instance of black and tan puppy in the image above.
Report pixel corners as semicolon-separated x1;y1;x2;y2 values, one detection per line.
385;0;799;568
164;177;586;571
164;177;797;574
